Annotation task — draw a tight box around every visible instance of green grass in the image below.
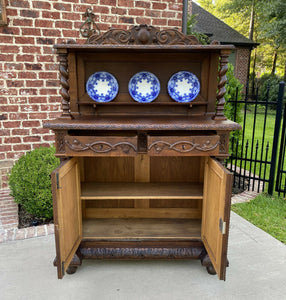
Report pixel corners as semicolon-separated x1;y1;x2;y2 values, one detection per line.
232;194;286;244
242;109;276;146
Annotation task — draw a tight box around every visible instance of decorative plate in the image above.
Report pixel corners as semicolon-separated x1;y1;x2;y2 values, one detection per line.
86;72;119;103
167;71;200;103
128;71;160;103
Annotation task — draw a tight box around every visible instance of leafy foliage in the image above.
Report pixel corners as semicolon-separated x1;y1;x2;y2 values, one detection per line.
186;14;210;45
197;0;286;76
257;73;284;104
224;63;244;144
198;0;253;37
224;64;244;122
9;146;60;219
260;0;286;46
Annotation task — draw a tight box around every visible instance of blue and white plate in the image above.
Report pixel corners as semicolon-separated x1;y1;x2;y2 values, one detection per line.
167;71;200;103
128;71;160;103
86;71;119;103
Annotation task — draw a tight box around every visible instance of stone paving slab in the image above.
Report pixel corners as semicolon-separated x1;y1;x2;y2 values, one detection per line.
231;190;259;204
0;212;285;300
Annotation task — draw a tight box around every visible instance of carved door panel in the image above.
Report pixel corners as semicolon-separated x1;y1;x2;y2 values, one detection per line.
201;157;233;280
51;158;82;279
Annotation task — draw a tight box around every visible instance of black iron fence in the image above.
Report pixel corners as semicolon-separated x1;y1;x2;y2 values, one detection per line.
275;83;286;196
227;81;285;195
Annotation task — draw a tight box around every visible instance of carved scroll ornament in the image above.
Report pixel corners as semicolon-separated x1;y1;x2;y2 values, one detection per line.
148;140;220;154
66;138;137;154
87;24;201;46
80;247;202;259
219;134;227;153
56;130;67;153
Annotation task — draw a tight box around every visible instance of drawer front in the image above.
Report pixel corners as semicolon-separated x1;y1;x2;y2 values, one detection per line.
65;136;137;156
148;135;220;156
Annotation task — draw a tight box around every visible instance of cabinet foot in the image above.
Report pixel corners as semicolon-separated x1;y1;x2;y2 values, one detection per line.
70;251;83;267
53;251;82;276
200;249;216;276
66;266;78;275
66;251;82;275
206;264;216;275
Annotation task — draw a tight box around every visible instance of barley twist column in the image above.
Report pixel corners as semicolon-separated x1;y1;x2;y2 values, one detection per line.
59;51;72;119
213;50;230;120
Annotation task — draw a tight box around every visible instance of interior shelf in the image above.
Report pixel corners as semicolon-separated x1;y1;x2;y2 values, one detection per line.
81;182;203;200
82;218;201;240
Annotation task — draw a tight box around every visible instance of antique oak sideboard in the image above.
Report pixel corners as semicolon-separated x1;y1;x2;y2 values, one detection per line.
44;25;241;280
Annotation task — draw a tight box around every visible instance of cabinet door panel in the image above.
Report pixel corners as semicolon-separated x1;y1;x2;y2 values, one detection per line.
51;158;82;279
201;157;232;280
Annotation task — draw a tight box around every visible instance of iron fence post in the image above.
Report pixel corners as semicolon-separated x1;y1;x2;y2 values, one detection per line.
268;82;285;194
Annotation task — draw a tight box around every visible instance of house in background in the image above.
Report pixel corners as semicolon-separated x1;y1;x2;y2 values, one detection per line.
190;2;258;88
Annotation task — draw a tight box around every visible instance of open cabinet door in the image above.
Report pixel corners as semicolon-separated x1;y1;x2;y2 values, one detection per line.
201;157;233;280
51;158;82;279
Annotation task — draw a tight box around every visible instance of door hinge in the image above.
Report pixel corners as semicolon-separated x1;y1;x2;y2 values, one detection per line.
56;173;61;189
219;218;226;235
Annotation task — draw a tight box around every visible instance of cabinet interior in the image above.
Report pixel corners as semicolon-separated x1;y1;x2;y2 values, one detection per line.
79;156;205;241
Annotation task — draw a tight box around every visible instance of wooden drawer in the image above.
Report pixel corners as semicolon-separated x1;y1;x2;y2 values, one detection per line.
148;135;220;156
65;136;137;156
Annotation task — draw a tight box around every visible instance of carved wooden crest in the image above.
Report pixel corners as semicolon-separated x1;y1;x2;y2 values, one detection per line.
86;24;201;46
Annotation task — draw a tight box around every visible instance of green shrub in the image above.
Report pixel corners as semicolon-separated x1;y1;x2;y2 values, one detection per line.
224;63;244;154
9;146;60;219
257;73;284;106
187;14;210;45
224;63;244;124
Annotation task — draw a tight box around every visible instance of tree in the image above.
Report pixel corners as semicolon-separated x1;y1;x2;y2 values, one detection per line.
198;0;255;38
197;0;286;77
259;0;286;76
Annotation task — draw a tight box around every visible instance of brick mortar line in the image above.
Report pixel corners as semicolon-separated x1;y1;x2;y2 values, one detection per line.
0;214;18;218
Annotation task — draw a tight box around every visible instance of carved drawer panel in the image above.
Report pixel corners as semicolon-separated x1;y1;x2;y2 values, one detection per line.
148;135;220;156
65;136;137;156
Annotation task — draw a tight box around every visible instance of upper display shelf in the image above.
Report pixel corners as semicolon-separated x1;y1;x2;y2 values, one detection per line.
54;43;235;51
53;23;235;121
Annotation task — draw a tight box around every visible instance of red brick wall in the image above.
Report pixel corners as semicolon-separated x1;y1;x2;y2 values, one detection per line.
0;0;184;189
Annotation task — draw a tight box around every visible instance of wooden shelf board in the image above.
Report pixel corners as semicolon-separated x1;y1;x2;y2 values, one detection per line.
76;101;208;106
85;208;202;219
81;182;203;200
82;218;201;240
44;116;242;131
